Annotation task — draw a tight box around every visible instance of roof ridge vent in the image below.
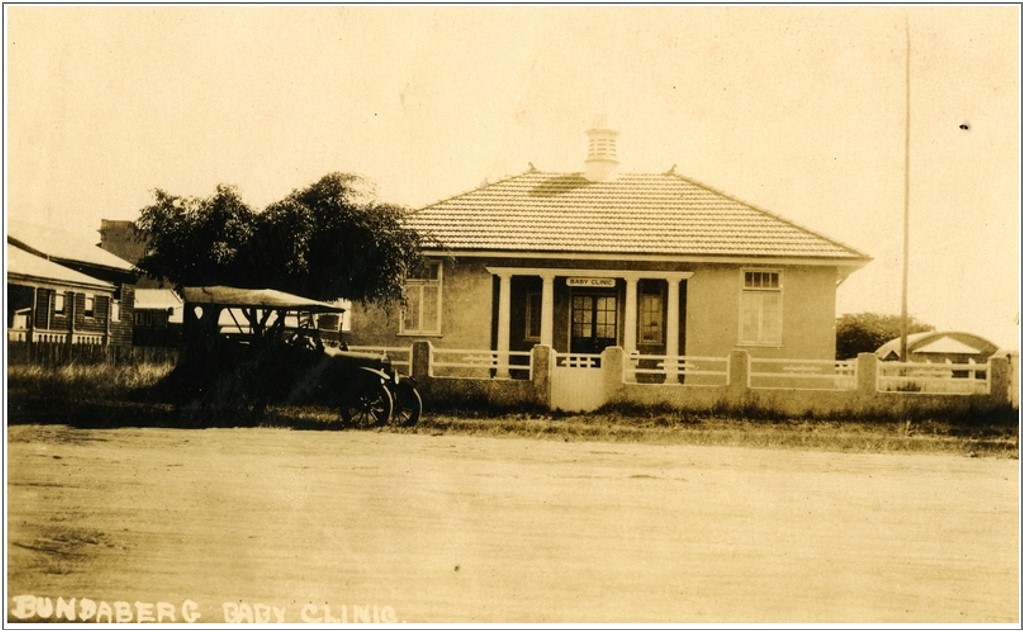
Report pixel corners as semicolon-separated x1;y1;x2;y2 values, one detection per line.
584;114;620;182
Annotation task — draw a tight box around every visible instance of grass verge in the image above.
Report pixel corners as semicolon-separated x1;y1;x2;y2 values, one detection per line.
7;363;1019;458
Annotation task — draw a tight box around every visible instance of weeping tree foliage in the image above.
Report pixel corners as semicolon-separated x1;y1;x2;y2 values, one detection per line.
134;173;426;303
835;312;935;360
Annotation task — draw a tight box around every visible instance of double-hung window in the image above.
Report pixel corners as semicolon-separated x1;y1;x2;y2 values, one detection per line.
524;290;542;341
638;280;665;345
401;261;442;335
739;270;782;346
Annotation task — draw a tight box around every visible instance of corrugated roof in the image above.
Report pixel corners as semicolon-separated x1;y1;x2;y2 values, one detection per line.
134;288;183;310
8;219;135;271
876;331;1000;359
181;286;345;313
408;170;868;260
135;288;184;323
7;243;115;291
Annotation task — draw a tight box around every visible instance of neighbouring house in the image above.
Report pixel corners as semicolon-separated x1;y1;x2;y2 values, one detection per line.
132;288;184;346
349;122;871;383
7;220;137;347
875;331;1001;364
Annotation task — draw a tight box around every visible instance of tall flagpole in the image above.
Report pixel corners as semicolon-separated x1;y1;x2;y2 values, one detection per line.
900;16;911;361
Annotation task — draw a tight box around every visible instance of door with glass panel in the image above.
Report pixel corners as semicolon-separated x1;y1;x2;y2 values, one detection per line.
569;292;618;354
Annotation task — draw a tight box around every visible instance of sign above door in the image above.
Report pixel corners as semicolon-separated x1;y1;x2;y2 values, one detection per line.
566;277;616;288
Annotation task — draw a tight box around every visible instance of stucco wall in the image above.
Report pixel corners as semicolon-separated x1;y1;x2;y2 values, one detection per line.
350;257;840;362
348;258;493;349
686;264;837;360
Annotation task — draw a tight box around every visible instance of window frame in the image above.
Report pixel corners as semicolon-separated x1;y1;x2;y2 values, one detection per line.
738;269;783;347
84;294;96;319
399;260;443;336
54;292;66;315
524;289;542;342
638;281;666;345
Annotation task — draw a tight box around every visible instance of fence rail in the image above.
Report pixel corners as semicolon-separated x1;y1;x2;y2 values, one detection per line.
6;340;178;366
7;329;108;345
749;358;857;391
345;345;412;374
625;353;730;386
555;353;602;369
876;360;990;395
430;348;533;379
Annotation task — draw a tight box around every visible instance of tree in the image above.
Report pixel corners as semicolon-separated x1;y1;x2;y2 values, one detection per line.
835;312;935;360
134;173;426;303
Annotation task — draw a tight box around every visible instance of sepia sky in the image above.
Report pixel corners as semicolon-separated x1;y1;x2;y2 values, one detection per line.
5;5;1020;348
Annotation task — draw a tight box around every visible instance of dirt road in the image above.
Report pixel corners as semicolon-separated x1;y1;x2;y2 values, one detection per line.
6;425;1019;623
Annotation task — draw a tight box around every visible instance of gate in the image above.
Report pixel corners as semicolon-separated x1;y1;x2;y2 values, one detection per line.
551;352;606;411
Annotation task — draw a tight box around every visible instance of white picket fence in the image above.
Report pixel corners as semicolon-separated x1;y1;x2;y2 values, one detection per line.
355;344;1004;400
429;348;533;379
625;353;730;386
876;360;990;395
345;345;412;374
749;358;857;391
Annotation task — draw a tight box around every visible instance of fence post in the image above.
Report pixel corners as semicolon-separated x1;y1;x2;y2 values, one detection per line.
1008;352;1019;409
857;352;878;395
531;344;552;409
410;340;432;382
726;349;749;399
602;346;625;401
988;355;1010;405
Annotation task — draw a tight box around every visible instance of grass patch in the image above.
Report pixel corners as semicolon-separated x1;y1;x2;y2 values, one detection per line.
7;362;1019;458
8;362;175;400
404;412;1018;459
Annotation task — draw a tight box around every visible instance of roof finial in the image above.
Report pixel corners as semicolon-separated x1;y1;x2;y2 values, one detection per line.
527;161;537;173
665;164;677;176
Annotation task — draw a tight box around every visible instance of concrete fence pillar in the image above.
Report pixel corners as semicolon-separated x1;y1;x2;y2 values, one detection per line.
602;346;625;399
410;340;432;382
531;344;553;409
857;353;878;395
727;349;750;397
988;355;1010;406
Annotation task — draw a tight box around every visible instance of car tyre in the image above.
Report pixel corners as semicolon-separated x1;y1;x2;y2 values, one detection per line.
390;381;422;426
340;381;393;428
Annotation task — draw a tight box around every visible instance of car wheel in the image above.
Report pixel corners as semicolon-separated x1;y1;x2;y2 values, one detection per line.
340;381;393;428
390;381;422;426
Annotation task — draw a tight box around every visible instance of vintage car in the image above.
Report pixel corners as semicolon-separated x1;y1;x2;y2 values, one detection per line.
171;285;421;427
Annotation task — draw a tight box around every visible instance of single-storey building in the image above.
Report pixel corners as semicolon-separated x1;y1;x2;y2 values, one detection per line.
875;331;1001;364
132;288;184;346
350;123;870;382
7;220;137;346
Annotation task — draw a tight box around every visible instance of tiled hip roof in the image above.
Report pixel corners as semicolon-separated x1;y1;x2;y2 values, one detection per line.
408;171;868;261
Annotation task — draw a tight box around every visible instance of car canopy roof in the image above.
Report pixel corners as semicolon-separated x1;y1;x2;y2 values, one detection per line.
180;285;345;314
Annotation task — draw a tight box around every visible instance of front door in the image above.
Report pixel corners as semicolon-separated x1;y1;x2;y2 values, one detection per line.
570;292;618;354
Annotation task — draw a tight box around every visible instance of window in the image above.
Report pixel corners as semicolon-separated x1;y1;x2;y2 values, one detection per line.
639;281;665;344
401;261;442;335
524;290;542;341
84;295;95;318
111;300;121;322
54;292;66;315
739;270;782;345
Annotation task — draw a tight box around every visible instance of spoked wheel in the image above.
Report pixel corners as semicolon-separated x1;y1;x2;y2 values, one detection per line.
340;380;393;428
390;380;423;427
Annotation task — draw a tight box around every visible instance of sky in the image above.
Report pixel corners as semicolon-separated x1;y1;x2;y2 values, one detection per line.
5;5;1020;348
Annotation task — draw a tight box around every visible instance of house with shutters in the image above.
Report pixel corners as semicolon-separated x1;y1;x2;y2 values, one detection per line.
349;122;870;379
7;220;137;347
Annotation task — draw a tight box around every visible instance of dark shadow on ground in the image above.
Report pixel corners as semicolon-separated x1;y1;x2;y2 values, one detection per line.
6;394;354;432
